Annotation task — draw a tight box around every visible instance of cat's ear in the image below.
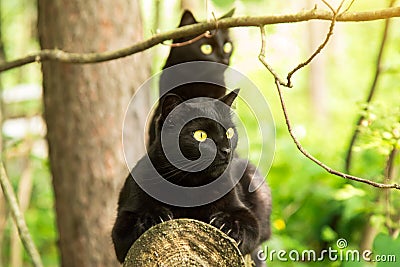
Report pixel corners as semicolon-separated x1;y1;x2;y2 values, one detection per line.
219;88;240;107
179;10;197;26
161;93;184;118
219;8;235;19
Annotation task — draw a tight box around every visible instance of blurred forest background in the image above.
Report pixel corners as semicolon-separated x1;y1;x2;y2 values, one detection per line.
0;0;399;266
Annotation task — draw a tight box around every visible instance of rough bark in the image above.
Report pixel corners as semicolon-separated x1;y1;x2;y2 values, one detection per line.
124;219;252;267
38;0;150;266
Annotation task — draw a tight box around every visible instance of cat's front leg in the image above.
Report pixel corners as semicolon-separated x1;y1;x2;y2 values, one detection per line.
210;208;260;255
112;207;173;263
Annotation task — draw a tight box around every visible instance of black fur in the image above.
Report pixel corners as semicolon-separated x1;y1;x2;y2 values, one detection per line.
163;10;233;68
112;90;271;265
148;10;234;144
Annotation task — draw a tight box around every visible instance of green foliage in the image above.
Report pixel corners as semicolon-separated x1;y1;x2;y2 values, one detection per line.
226;2;400;267
26;156;59;266
0;0;56;266
373;234;400;267
1;155;58;267
357;102;400;155
210;0;235;8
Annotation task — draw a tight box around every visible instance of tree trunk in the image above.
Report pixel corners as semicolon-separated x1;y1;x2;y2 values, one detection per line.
38;0;150;266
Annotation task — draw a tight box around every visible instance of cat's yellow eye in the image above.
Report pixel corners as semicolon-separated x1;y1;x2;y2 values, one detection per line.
223;42;232;54
193;130;208;142
200;44;213;55
226;128;234;139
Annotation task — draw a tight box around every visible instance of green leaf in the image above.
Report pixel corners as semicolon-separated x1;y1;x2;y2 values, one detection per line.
369;215;386;230
321;225;338;242
219;7;235;19
373;233;400;267
211;0;235;8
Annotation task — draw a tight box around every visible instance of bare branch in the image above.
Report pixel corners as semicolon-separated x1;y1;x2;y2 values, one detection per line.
0;161;44;267
258;26;287;86
385;147;398;181
271;79;400;190
257;5;398;190
285;0;342;87
163;31;211;47
321;0;336;14
259;0;343;87
345;0;397;172
384;146;398;235
1;6;400;72
342;0;357;14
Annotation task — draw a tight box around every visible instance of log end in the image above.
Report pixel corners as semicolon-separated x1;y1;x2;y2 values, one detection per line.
123;218;251;267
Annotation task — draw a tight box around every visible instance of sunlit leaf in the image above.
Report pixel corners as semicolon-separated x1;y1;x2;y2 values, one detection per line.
334;185;366;201
321;226;338;242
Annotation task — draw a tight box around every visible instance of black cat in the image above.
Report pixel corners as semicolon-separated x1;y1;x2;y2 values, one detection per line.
112;90;271;265
163;9;234;70
148;10;234;144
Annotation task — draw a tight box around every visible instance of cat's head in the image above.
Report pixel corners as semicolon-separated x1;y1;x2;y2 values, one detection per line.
163;10;234;68
158;89;239;181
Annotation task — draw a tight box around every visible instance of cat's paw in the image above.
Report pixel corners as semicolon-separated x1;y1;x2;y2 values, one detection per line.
112;208;173;263
210;210;259;255
135;207;173;237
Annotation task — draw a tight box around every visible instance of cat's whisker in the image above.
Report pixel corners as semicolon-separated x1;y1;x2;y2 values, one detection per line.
139;153;221;186
156;158;202;170
162;159;210;180
209;217;217;225
163;161;209;184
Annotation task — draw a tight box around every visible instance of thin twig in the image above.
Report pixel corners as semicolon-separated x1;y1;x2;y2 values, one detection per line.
258;26;287;86
272;79;400;190
163;13;218;47
258;0;343;88
0;161;44;267
285;0;343;87
342;0;357;14
385;147;398;181
336;0;346;12
258;21;400;190
164;13;218;48
1;6;400;72
321;0;336;13
384;146;398;235
344;0;397;172
162;31;210;47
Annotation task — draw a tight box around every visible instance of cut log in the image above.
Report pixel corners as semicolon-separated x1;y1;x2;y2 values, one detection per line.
124;218;254;267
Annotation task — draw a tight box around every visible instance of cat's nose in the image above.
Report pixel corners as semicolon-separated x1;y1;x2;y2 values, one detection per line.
219;147;231;156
